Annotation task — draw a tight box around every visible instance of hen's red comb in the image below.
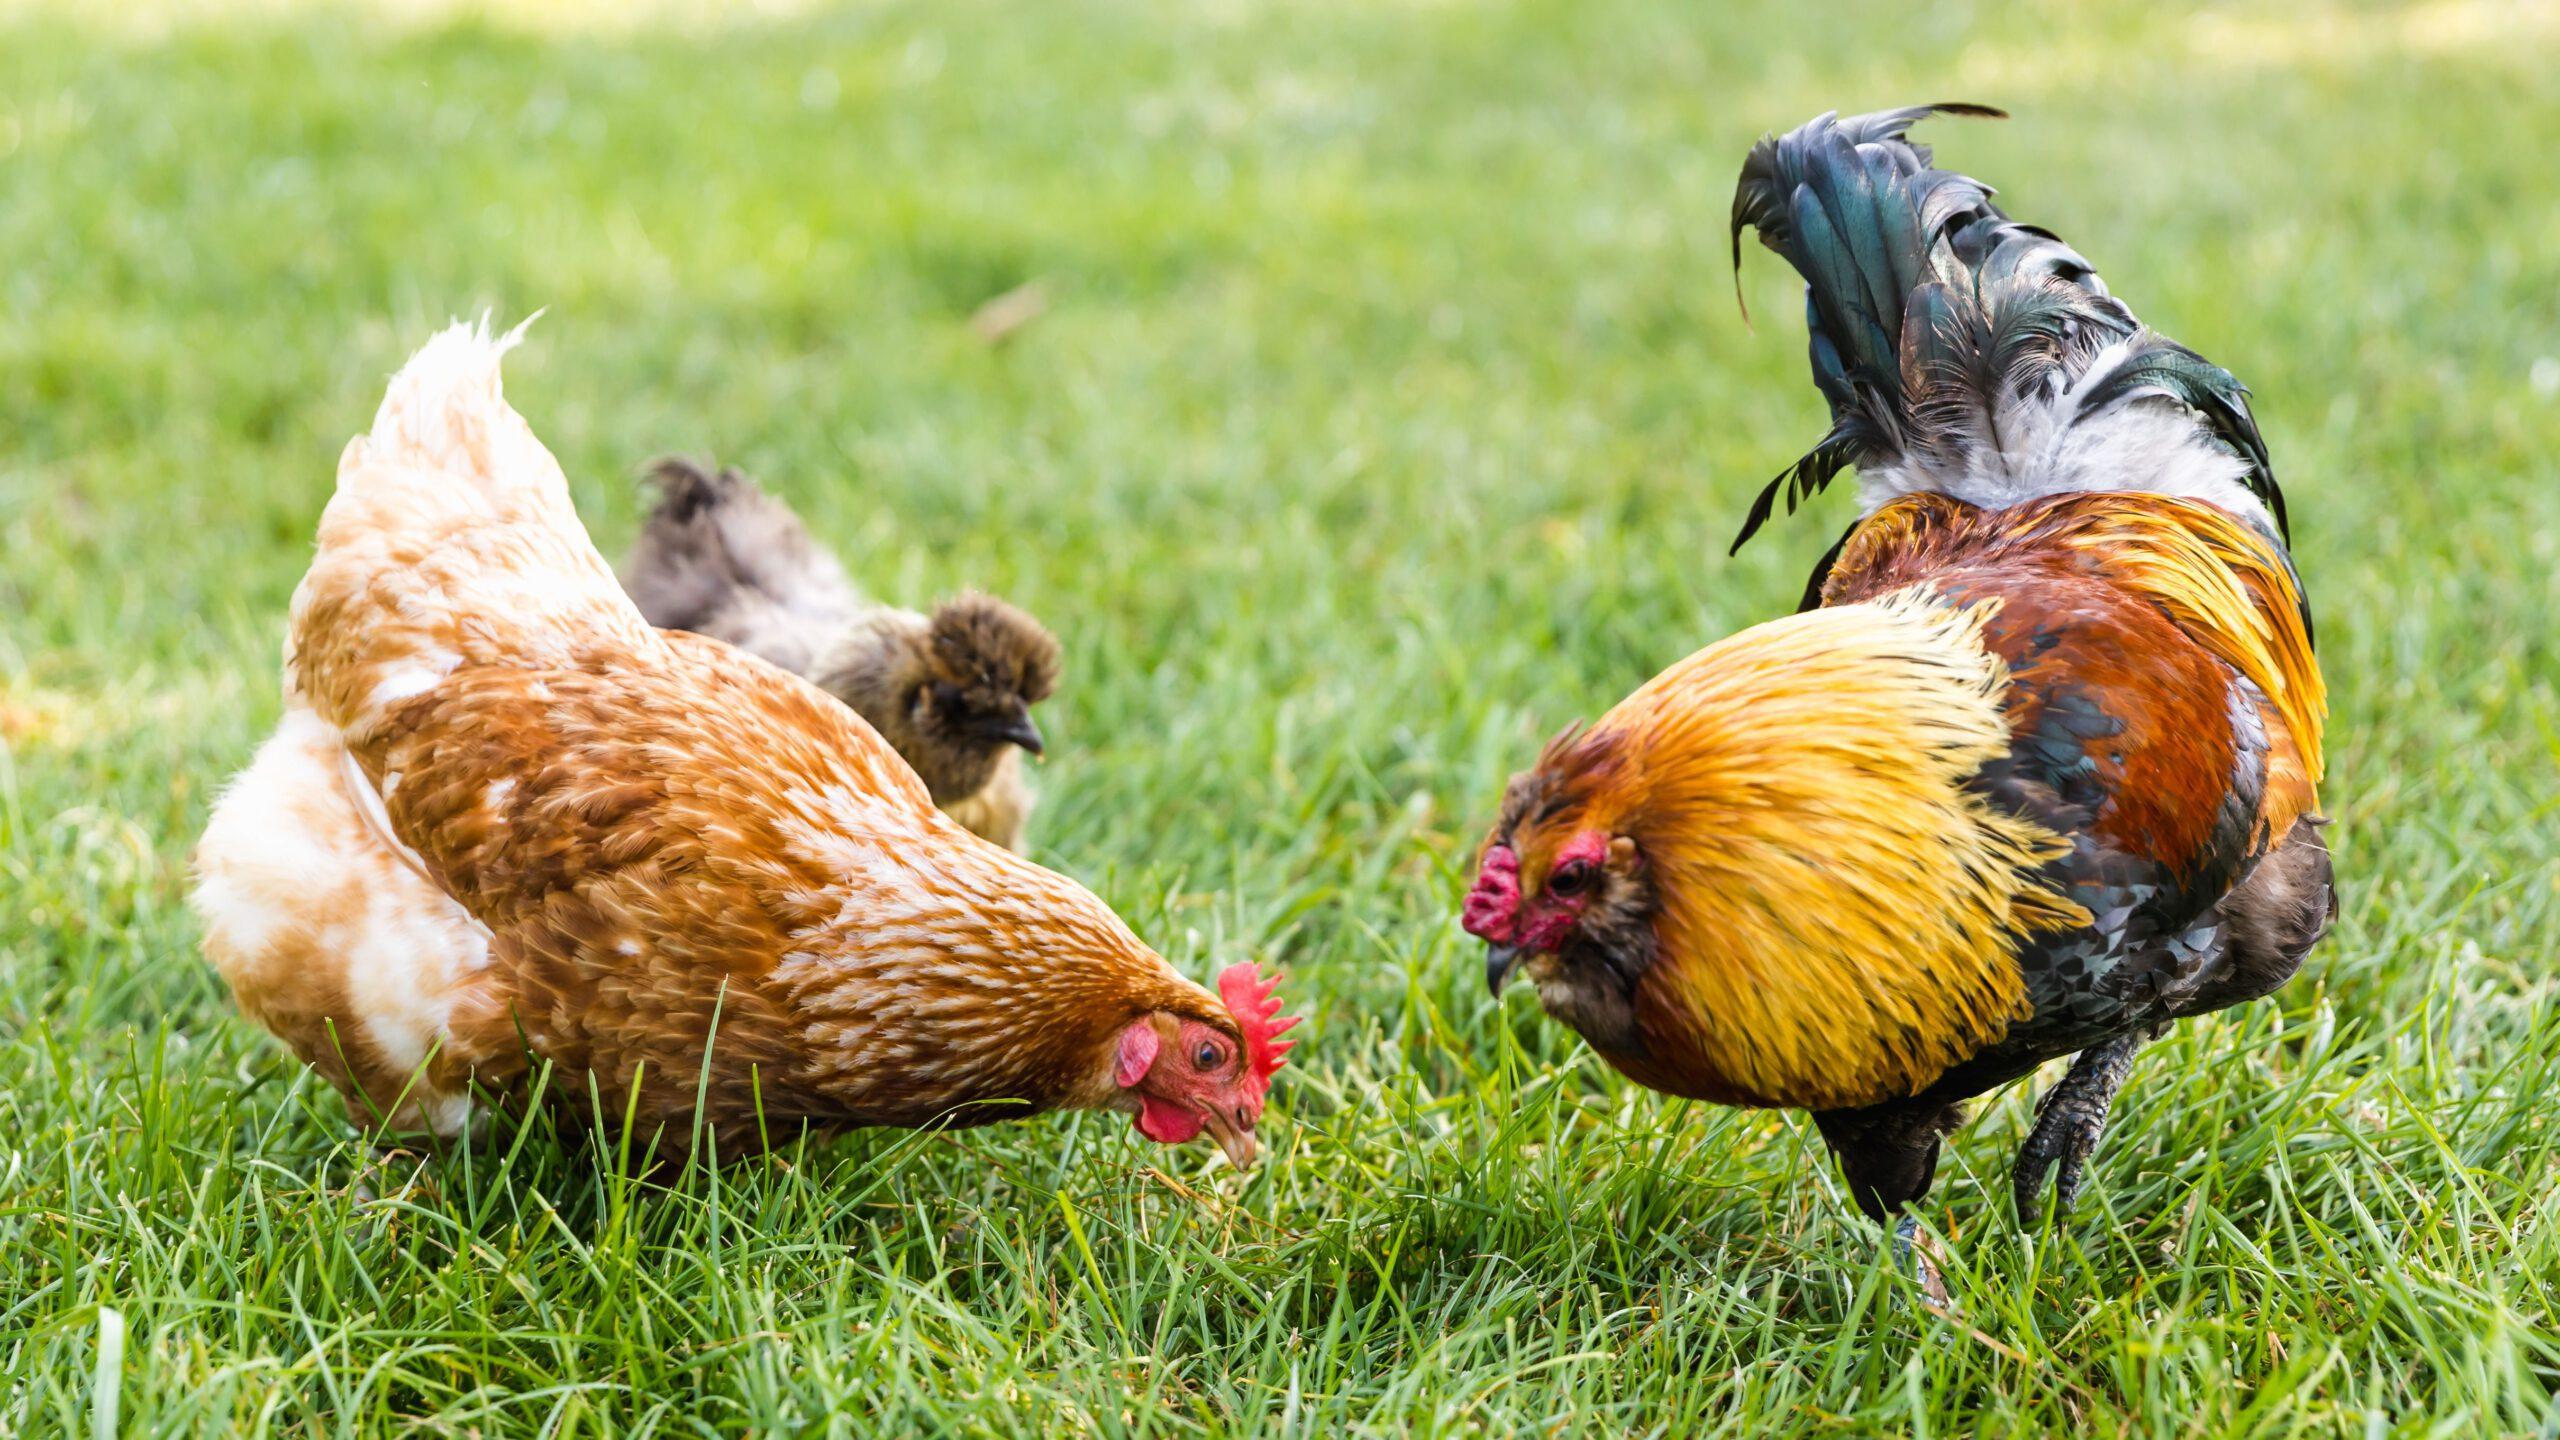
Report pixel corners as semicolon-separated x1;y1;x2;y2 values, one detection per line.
1217;961;1300;1102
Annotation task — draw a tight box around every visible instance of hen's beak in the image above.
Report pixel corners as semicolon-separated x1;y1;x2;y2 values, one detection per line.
974;706;1045;756
1201;1104;1259;1168
1485;943;1524;997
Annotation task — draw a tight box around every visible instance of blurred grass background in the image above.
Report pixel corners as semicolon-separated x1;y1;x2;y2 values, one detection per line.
3;0;2557;1433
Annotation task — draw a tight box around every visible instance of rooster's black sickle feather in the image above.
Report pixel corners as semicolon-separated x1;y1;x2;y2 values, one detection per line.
1727;104;2290;556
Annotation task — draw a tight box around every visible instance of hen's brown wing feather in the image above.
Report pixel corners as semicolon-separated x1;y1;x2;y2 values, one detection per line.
355;630;1208;1150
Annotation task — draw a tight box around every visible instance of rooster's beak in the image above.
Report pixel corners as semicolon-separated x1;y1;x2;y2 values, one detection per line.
1202;1105;1259;1168
1484;943;1524;997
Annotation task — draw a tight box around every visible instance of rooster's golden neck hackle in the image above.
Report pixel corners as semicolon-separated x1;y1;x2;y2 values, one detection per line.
1467;105;2332;1224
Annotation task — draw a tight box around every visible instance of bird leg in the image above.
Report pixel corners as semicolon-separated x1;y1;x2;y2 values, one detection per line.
1816;1099;1966;1309
2012;1029;2155;1223
1813;1097;1967;1223
1890;1215;1953;1312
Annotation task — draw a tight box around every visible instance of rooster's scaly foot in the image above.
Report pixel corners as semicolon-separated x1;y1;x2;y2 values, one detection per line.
2013;1030;2154;1224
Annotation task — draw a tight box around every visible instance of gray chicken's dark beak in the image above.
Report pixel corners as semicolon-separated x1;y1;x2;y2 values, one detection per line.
975;709;1045;756
1485;943;1524;997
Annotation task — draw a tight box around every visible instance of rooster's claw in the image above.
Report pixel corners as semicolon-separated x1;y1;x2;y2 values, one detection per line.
2012;1097;2106;1223
2012;1030;2151;1224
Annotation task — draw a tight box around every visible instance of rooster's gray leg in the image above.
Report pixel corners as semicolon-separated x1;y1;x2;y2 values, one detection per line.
2013;1030;2154;1222
1813;1097;1967;1224
1889;1216;1952;1310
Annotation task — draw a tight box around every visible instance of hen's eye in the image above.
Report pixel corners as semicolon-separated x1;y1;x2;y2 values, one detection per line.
1547;861;1594;897
1194;1042;1222;1069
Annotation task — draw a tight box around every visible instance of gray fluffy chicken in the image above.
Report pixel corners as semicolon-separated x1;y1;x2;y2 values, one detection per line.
621;458;1059;851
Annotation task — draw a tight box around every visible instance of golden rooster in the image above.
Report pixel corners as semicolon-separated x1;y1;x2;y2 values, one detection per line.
1464;106;2332;1226
192;321;1295;1165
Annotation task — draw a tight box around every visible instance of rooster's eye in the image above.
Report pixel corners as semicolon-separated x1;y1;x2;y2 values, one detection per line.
1194;1042;1222;1069
1547;861;1595;897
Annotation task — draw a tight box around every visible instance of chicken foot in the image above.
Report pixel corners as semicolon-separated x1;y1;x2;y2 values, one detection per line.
2012;1028;2158;1223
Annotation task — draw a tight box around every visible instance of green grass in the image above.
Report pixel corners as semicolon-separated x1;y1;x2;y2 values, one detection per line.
4;0;2557;1432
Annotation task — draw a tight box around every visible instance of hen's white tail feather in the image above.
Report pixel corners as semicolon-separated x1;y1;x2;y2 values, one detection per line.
354;313;536;482
289;316;657;741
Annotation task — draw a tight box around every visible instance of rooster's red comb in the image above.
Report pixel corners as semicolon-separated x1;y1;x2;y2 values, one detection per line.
1217;961;1300;1102
1461;844;1522;943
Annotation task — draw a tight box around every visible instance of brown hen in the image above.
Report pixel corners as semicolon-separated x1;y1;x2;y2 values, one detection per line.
192;320;1294;1163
